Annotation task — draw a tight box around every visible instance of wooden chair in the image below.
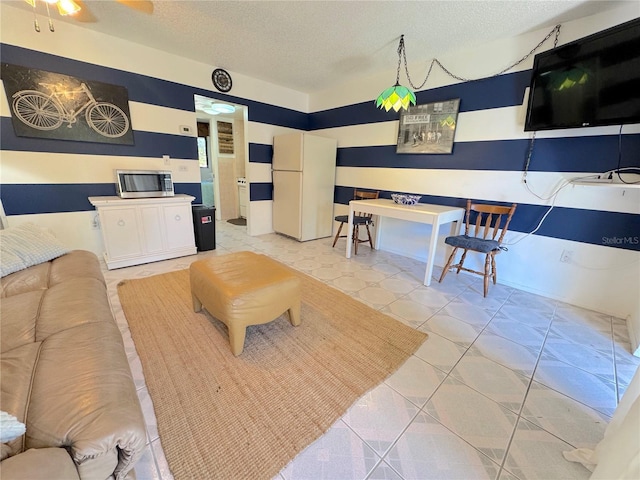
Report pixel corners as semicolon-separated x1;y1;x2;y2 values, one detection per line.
438;200;517;297
332;189;379;254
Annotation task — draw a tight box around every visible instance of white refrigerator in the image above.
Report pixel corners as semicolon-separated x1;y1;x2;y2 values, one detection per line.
272;132;337;241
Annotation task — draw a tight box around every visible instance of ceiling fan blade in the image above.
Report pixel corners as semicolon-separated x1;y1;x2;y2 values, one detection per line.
72;0;97;22
116;0;153;15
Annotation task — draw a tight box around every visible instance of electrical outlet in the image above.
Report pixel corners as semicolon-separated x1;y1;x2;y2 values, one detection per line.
560;249;573;263
179;165;188;172
163;155;170;166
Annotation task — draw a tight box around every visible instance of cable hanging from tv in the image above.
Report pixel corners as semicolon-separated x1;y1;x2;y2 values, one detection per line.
398;25;561;90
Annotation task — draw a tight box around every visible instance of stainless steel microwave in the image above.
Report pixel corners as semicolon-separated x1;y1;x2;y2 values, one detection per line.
115;170;174;198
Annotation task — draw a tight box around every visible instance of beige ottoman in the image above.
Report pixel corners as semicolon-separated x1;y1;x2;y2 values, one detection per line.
189;251;301;356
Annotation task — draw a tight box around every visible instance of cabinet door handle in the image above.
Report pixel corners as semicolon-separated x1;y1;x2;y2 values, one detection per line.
118;219;125;226
175;214;181;221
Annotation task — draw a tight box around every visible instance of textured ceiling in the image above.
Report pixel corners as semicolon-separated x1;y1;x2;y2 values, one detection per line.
5;0;635;93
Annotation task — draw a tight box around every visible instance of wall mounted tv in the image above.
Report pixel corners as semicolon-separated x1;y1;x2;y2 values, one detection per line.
524;17;640;131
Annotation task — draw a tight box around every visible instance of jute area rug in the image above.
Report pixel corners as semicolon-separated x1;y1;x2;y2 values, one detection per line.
118;265;427;480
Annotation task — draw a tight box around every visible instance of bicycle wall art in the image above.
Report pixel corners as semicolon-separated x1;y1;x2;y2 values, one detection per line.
1;63;134;145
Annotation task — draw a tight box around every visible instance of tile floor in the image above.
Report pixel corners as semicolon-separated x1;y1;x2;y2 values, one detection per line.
102;220;639;480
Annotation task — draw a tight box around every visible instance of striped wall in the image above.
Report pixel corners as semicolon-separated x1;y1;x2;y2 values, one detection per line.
306;6;640;326
0;3;308;246
0;4;638;328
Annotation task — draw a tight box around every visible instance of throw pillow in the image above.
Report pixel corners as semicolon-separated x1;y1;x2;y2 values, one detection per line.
0;411;25;443
0;223;69;277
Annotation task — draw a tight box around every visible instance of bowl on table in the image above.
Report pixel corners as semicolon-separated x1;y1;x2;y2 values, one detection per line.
391;193;422;205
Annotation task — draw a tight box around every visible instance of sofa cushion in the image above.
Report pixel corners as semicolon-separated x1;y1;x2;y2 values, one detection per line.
1;251;104;299
36;278;113;342
0;447;80;480
0;343;41;460
0;224;69;278
1;278;112;353
48;250;104;288
0;263;51;299
25;321;145;479
0;291;43;353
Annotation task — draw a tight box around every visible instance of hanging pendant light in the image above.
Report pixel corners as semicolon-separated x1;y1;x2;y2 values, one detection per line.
375;35;416;112
56;0;81;16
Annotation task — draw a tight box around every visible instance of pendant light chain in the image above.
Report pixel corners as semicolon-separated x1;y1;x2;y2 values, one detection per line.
400;24;562;91
31;0;41;32
394;36;405;84
44;1;55;32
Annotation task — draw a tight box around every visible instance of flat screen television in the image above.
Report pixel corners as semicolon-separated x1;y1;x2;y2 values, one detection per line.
524;17;640;131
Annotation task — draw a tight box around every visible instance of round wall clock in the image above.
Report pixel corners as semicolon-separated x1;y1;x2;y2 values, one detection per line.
212;68;232;93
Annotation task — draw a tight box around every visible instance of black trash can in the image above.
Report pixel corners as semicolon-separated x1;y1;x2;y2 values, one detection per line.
192;205;216;251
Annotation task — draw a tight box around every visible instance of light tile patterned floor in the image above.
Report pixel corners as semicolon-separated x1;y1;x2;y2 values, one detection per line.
102;221;639;480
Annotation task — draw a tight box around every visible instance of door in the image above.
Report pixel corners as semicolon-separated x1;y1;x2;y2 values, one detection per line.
272;170;302;239
273;133;303;171
195;96;249;225
101;207;143;259
139;205;164;254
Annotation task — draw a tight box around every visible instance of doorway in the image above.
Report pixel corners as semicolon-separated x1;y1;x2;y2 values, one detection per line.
194;95;249;227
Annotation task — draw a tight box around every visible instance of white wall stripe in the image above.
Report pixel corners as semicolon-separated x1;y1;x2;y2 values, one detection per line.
7;211;105;255
248;162;273;184
247;200;273;236
128;102;197;136
0;151;199;184
246;121;301;146
313;109;640;148
335;167;640;214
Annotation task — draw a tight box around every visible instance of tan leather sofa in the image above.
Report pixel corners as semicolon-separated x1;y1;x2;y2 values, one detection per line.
0;250;146;480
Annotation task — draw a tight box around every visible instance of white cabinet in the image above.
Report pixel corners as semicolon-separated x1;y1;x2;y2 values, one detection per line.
89;195;197;269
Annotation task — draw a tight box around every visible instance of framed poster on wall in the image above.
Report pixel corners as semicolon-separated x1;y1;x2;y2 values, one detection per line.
216;121;234;155
1;63;134;145
396;99;460;154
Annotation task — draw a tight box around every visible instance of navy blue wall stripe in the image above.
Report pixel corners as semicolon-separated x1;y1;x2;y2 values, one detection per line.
173;183;202;203
337;134;640;173
308;71;531;130
1;44;308;130
248;143;273;163
1;117;198;158
1;184;116;214
309;104;400;132
334;186;640;251
250;182;272;201
1;183;202;215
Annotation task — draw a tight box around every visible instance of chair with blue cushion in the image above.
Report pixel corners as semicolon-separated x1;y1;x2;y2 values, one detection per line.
332;189;379;254
438;200;517;296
